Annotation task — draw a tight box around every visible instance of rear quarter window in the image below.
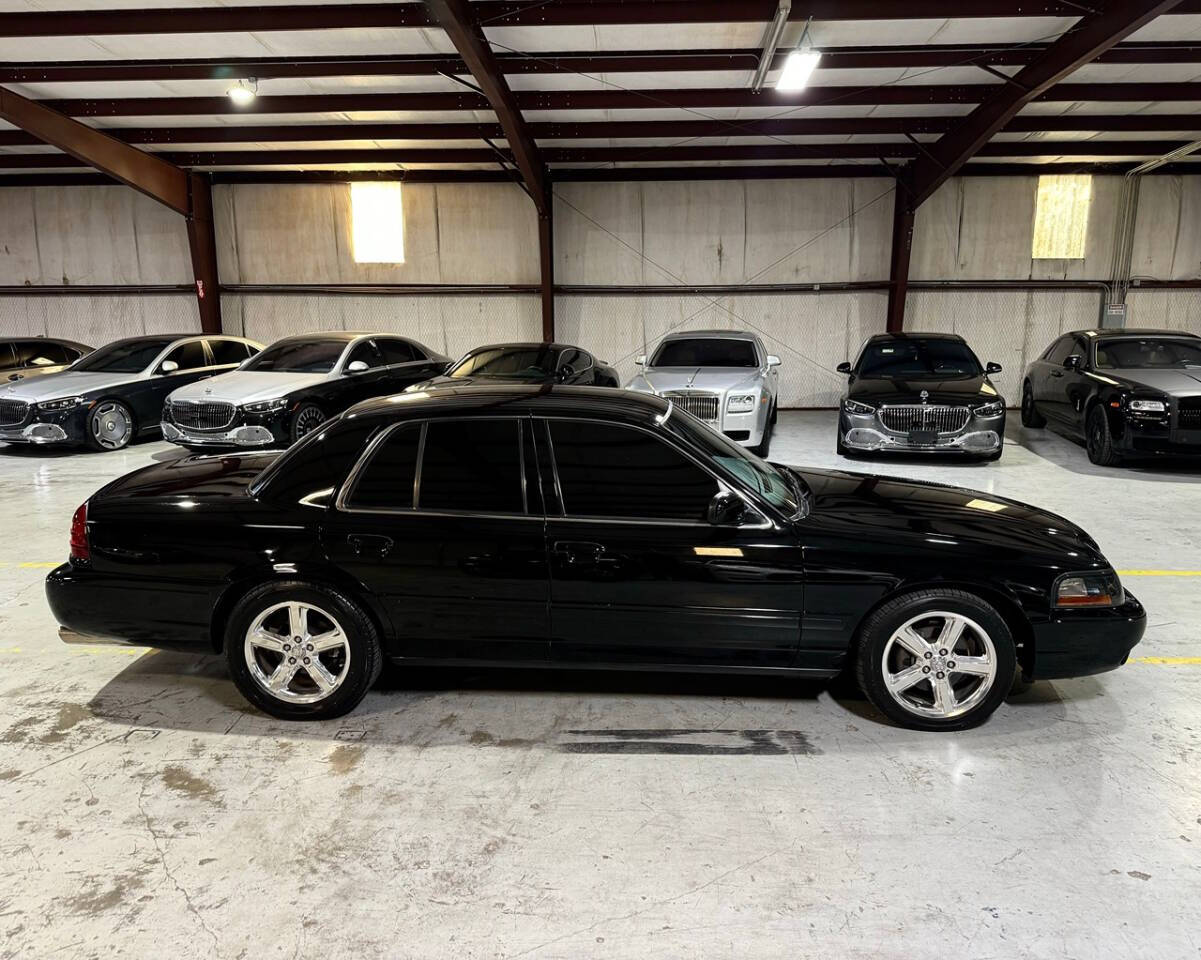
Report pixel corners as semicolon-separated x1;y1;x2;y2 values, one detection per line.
255;417;379;508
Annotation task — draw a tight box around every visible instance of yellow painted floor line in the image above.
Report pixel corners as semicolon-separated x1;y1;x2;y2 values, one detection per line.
1118;570;1201;577
1131;656;1201;665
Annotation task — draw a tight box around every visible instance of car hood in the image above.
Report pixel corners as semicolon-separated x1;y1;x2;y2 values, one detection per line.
168;370;327;404
847;374;1001;406
0;369;142;402
640;367;763;393
1099;367;1201;396
792;466;1102;560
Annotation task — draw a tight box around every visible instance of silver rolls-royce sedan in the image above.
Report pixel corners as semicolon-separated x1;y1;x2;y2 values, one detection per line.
626;330;780;455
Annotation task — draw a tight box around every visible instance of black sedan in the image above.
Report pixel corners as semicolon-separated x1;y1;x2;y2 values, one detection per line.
1022;328;1201;465
836;333;1006;460
409;342;619;391
2;336;92;382
47;386;1143;730
161;332;447;450
0;334;262;450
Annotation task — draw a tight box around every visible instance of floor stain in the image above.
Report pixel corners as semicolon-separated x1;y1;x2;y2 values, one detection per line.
61;873;146;916
41;703;92;744
2;715;42;744
161;765;218;801
327;744;364;775
559;728;823;756
0;769;20;781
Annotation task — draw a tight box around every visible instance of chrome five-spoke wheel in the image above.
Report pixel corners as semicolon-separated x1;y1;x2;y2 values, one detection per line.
881;611;997;721
244;600;350;705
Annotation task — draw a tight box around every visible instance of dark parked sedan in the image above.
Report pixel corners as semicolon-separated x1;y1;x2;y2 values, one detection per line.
1022;328;1201;465
836;333;1006;460
2;336;92;382
47;386;1143;730
409;342;619;391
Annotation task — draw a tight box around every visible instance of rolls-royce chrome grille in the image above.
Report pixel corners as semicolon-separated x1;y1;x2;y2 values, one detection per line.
664;391;719;422
170;400;235;431
0;399;30;427
1178;396;1201;430
879;404;971;434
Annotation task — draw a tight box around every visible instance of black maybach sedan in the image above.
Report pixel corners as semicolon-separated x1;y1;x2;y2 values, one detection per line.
836;333;1006;460
47;386;1144;731
1022;328;1201;465
161;332;448;449
409;341;620;391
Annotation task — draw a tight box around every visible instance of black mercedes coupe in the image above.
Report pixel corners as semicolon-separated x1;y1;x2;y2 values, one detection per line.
1021;328;1201;465
836;332;1006;460
46;386;1143;731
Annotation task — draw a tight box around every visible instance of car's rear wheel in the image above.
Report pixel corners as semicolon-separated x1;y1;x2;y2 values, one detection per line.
854;589;1016;731
87;399;135;451
225;580;383;720
290;402;326;444
1086;405;1122;467
1020;382;1045;428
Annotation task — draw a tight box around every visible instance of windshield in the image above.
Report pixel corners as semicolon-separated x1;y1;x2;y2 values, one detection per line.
667;408;801;517
72;338;174;373
245;339;346;374
448;347;557;380
1095;337;1201;370
856;339;982;379
651;338;758;368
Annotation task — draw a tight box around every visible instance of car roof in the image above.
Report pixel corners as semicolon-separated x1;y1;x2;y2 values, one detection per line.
1071;327;1201;339
464;342;579;352
345;384;667;424
864;331;965;343
659;329;760;341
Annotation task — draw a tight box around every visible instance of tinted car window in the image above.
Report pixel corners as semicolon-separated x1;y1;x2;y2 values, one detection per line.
0;343;16;370
419;419;524;514
207;339;252;366
1044;336;1075;365
448;346;558;379
549;420;718;522
856;339;982;379
73;337;176;373
245;339;346;373
346;340;386;370
346;424;421;510
379;339;420;365
261;418;379;508
16;341;72;366
651;338;757;368
1095;337;1201;369
163;341;207;371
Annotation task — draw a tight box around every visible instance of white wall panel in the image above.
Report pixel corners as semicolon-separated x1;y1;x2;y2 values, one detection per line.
0;295;199;343
1125;289;1201;335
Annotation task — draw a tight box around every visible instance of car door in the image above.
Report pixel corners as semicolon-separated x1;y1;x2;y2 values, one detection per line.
339;339;397;406
1061;335;1092;431
376;338;448;390
124;340;213;428
1033;335;1074;425
320;415;550;662
539;417;803;668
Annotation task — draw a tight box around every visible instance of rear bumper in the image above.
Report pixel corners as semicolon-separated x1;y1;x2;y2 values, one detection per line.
1028;592;1146;680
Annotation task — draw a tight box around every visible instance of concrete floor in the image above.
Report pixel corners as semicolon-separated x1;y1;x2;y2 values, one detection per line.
1;412;1199;959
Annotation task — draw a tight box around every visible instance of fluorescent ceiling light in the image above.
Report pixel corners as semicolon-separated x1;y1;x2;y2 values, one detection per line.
227;79;258;106
776;44;821;91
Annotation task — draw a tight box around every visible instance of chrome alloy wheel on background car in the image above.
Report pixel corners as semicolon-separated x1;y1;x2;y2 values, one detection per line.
90;401;133;450
293;405;327;439
881;611;998;720
243;601;351;704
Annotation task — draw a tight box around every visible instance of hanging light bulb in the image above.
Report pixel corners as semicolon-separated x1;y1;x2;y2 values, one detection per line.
776;19;821;92
227;78;258;106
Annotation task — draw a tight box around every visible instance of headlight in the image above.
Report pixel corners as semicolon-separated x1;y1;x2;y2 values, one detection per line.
843;399;875;415
242;397;288;414
974;400;1005;418
726;393;756;414
1054;570;1124;608
37;396;83;412
1127;398;1166;414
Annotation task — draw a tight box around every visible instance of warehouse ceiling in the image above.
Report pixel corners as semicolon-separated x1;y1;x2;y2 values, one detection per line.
1;0;1200;183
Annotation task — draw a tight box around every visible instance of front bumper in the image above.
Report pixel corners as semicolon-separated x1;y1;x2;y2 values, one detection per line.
840;408;1005;456
1029;592;1145;680
161;406;289;449
1112;410;1201;457
0;405;88;446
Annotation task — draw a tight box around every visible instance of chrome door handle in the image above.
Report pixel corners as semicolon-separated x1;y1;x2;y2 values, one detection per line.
553;541;605;564
347;534;394;558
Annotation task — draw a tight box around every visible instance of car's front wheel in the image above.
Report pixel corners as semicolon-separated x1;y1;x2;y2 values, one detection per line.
225;581;383;720
1086;405;1122;467
290;402;326;443
87;399;135;451
854;589;1016;731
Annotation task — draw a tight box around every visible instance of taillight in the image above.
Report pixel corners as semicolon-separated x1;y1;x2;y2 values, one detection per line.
69;502;90;562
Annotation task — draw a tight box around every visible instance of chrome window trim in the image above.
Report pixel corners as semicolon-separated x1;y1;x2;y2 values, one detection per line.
539;415;772;530
336;415;530;518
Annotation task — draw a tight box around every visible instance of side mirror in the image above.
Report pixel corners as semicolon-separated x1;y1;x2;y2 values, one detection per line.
1063;355;1083;370
706;491;746;526
986;361;1003;374
347;360;369;374
634;355;646;366
836;361;852;375
557;364;575;382
159;360;179;374
766;355;781;367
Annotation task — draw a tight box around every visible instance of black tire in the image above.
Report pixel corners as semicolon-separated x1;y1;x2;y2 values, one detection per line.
85;398;136;452
980;445;1003;462
224;580;384;721
770;400;778;425
1085;404;1122;467
1020;381;1045;428
853;588;1017;731
752;415;773;457
289;402;327;444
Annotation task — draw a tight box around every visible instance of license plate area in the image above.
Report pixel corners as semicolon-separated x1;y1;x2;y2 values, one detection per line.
908;429;938;446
